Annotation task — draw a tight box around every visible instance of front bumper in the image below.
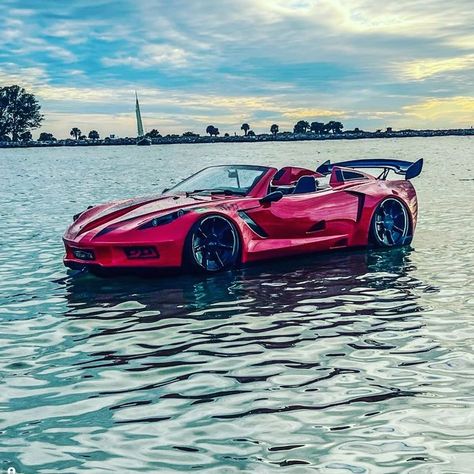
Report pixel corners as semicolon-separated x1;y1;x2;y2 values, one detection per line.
63;238;184;269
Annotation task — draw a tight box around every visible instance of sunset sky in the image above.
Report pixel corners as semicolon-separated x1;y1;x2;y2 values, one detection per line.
1;0;473;138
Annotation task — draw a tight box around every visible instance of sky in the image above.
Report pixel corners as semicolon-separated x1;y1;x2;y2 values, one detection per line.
1;0;473;138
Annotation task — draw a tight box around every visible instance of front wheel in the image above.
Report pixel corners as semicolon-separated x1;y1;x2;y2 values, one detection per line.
370;198;411;247
185;215;240;273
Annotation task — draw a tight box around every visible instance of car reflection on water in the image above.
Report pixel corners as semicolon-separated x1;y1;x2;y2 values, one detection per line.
62;247;430;320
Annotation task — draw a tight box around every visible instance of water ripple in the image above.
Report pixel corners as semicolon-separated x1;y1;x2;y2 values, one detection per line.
1;139;473;473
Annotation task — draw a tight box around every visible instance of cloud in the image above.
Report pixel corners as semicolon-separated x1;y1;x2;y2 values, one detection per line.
395;55;474;81
44;19;106;45
0;65;49;89
281;108;348;120
103;44;190;68
0;13;77;63
13;41;77;63
402;96;474;127
9;8;35;16
1;0;473;136
449;35;474;50
298;0;474;39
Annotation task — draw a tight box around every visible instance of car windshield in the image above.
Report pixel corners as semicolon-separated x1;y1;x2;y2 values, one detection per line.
167;165;269;196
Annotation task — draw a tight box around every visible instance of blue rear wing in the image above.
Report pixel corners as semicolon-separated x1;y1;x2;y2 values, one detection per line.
316;158;423;179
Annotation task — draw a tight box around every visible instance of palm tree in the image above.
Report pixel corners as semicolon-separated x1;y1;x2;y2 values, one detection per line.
323;121;334;134
20;131;32;142
38;132;56;142
145;129;161;138
206;125;219;136
310;121;324;134
332;121;344;134
270;124;279;136
241;123;250;136
70;127;81;140
323;121;344;134
294;120;309;134
88;130;100;140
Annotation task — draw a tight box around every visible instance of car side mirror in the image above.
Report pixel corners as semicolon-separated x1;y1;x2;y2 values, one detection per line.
259;190;283;205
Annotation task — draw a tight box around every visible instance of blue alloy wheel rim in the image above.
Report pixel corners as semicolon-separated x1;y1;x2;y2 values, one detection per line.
192;216;238;271
374;198;409;246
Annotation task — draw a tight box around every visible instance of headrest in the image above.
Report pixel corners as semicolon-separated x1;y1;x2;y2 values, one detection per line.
293;176;317;194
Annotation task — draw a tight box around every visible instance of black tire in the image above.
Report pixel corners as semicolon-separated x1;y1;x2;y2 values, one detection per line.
370;198;412;247
184;215;240;273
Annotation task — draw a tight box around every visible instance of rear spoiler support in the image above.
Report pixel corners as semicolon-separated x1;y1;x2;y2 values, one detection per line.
316;158;423;180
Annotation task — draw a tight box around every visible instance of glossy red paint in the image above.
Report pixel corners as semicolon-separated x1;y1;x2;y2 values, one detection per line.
63;163;420;273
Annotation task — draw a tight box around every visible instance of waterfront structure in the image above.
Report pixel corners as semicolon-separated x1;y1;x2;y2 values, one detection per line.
135;92;151;146
135;92;144;137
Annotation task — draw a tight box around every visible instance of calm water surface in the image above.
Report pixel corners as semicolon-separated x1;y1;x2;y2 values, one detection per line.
0;137;473;473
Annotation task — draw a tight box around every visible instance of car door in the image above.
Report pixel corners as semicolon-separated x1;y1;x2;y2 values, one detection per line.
245;188;360;240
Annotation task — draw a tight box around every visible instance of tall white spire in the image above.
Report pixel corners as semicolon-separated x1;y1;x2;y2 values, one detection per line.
135;91;144;137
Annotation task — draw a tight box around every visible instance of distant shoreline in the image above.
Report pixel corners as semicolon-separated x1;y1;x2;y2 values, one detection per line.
1;128;472;148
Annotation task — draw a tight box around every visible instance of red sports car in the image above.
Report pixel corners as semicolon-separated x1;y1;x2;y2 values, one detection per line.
63;158;423;274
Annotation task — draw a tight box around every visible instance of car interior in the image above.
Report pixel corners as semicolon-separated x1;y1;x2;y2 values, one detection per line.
270;167;331;195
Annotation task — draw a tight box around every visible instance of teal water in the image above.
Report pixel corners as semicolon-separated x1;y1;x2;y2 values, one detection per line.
0;137;473;473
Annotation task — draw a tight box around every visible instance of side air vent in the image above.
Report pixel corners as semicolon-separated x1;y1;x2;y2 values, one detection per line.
237;211;268;237
345;191;365;222
332;238;348;248
308;220;326;232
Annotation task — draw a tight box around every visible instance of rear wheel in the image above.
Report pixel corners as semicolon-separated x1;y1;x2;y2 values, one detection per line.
185;215;240;272
370;198;411;247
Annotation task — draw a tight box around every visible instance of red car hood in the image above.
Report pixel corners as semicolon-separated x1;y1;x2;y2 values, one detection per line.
65;193;246;239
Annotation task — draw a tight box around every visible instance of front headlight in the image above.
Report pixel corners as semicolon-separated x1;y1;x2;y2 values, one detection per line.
138;209;189;229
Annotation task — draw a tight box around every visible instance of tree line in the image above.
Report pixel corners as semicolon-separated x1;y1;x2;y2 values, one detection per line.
203;120;344;137
1;84;346;143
